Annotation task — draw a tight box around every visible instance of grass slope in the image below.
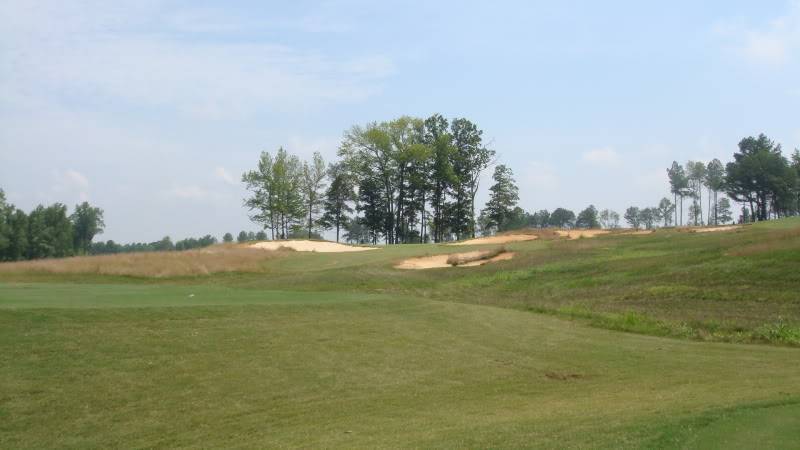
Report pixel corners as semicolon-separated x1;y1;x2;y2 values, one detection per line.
1;285;799;448
1;219;800;447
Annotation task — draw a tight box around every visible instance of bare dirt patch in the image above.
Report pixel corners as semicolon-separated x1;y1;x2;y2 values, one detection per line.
250;240;378;253
396;250;515;270
450;234;538;246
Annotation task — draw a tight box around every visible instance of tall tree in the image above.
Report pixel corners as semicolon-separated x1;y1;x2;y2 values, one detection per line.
450;118;494;239
705;159;725;225
243;148;304;239
716;198;734;224
667;162;689;226
70;202;105;255
424;114;455;243
686;161;707;226
320;163;356;242
657;197;675;227
624;206;641;229
549;208;576;228
481;165;519;232
575;205;599;228
300;152;327;239
725;134;794;221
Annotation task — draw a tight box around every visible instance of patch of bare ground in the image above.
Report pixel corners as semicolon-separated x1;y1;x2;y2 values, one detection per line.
0;245;289;277
250;240;378;252
396;249;514;270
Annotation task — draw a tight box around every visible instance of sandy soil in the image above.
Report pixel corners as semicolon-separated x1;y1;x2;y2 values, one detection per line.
395;251;515;270
250;240;378;253
618;230;656;236
450;234;538;246
692;226;742;233
555;230;611;239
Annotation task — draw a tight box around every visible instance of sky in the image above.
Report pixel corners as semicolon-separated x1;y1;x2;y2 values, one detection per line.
1;0;799;242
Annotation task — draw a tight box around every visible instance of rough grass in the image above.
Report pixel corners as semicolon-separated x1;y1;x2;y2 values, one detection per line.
0;244;289;278
446;246;507;266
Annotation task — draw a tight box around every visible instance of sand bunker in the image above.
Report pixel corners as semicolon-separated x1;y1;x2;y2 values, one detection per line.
396;251;514;270
250;240;378;253
555;230;610;239
618;230;655;236
692;226;742;233
450;234;538;246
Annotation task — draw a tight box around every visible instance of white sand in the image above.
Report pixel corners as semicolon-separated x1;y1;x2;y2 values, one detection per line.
450;234;538;246
617;230;655;236
555;230;611;239
250;240;378;253
692;226;742;233
395;251;515;270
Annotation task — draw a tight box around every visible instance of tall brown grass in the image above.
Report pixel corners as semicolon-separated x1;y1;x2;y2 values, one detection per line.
0;245;290;278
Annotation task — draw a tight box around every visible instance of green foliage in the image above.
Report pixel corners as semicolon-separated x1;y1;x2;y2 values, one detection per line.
624;206;641;229
319;163;356;242
481;165;519;232
70;202;105;254
549;207;575;228
223;232;234;243
725;134;798;221
575;205;599;229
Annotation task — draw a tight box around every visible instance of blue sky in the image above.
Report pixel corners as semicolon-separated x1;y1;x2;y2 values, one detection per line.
1;0;799;241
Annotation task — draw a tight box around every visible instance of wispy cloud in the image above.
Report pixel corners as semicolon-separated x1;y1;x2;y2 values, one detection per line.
0;1;394;120
714;1;800;66
581;147;620;167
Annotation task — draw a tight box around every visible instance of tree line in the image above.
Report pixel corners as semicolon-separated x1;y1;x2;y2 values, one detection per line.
0;189;223;261
243;115;495;244
667;134;800;225
89;235;218;255
0;193;105;261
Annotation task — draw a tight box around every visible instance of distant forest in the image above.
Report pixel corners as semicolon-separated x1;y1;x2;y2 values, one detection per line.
2;126;799;261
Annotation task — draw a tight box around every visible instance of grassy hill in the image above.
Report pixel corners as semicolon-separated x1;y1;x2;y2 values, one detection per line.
1;219;799;447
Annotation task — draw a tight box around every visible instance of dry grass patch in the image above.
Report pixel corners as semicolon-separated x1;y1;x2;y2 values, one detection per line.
0;245;289;278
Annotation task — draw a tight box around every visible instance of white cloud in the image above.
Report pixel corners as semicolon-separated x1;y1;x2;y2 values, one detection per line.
214;167;238;186
581;147;620;167
714;2;800;66
0;1;394;120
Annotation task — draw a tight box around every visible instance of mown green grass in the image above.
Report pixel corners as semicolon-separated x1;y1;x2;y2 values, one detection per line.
1;284;799;448
1;219;800;447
